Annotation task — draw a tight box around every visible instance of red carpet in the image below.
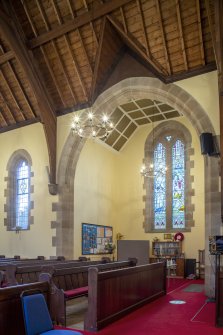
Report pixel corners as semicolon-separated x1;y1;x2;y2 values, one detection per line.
56;279;222;335
191;300;215;325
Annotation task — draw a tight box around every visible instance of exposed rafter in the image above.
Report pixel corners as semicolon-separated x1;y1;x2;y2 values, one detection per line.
107;15;168;79
36;0;77;104
196;0;205;66
175;0;188;71
205;0;217;68
136;0;151;59
0;50;14;65
155;0;171;75
21;0;67;107
0;0;218;154
29;0;134;49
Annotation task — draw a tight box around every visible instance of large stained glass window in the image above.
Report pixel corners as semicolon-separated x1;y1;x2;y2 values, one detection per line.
172;140;185;228
16;160;30;229
154;143;166;229
153;138;185;230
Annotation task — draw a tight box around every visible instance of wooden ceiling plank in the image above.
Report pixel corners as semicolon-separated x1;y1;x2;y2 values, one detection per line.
0;7;57;187
41;45;67;107
7;61;36;119
0;91;10;126
0;85;17;124
64;35;89;100
66;0;93;75
29;0;134;49
0;50;14;65
22;0;66;107
37;0;77;104
205;0;217;68
0;106;8;127
155;0;171;75
50;0;88;101
136;0;151;58
0;68;23;122
196;0;205;65
175;0;188;71
90;17;107;103
107;15;168;78
0;45;35;119
82;0;99;47
120;6;128;34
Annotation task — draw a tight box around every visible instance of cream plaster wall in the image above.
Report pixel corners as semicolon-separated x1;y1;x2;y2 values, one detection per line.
73;139;118;259
176;71;220;134
112;117;205;260
71;72;218;261
0;123;56;258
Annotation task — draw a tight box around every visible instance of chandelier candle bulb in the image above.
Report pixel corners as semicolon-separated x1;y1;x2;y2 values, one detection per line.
71;109;113;140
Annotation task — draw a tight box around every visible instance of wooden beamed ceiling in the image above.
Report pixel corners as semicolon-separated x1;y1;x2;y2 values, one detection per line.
0;0;219;186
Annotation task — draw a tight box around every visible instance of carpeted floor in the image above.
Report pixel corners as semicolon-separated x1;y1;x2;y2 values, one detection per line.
56;278;222;335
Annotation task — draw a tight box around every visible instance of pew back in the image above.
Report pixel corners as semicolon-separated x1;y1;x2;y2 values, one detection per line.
85;262;166;331
52;260;137;291
5;260;103;286
0;281;50;334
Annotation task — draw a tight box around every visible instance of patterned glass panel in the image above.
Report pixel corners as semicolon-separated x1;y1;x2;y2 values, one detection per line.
172;140;185;228
154;143;166;229
16;161;30;229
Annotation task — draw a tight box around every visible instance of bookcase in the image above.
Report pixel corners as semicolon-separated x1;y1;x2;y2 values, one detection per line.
150;241;184;277
152;241;182;257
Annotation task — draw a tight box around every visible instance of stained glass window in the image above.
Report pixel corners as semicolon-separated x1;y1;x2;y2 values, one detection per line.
154;143;166;229
153;138;185;230
16;161;30;229
172;140;185;228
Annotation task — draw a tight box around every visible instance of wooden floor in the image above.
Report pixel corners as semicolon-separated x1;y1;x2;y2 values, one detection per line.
66;297;88;330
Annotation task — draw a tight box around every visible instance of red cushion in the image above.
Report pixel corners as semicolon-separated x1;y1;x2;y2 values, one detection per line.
64;286;88;298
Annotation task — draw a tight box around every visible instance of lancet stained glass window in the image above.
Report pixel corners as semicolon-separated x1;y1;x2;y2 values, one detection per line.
154;143;166;229
153;138;185;230
16;160;30;229
172;140;185;228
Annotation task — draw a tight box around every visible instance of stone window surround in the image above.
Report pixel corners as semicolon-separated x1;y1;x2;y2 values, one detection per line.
143;120;194;233
4;149;34;231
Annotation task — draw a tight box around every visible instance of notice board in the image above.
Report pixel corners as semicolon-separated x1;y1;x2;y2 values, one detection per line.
82;223;113;255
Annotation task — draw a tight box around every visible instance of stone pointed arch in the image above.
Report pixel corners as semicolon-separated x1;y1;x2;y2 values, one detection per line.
56;77;220;297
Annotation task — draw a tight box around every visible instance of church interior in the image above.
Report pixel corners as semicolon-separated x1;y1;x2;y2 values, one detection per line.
0;0;223;334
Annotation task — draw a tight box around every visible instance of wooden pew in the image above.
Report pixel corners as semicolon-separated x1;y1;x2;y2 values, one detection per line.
4;259;104;286
40;259;137;325
0;281;50;334
84;262;166;332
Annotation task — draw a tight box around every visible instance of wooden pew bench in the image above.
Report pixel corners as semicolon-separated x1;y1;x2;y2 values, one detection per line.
40;259;137;325
0;281;50;334
4;259;103;286
84;261;166;332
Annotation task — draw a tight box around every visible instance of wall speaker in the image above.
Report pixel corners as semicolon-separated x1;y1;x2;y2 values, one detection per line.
200;132;214;155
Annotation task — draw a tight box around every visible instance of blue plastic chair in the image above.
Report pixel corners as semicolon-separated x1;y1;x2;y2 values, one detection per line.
21;292;82;335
